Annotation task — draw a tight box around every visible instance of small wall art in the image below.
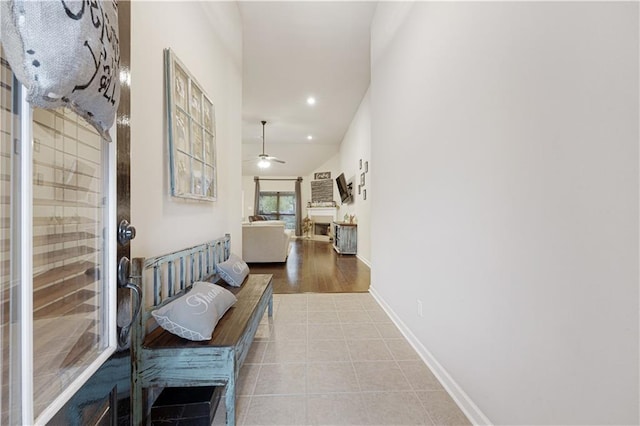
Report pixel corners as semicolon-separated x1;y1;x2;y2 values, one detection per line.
314;171;331;180
365;161;368;173
363;189;367;200
165;48;217;201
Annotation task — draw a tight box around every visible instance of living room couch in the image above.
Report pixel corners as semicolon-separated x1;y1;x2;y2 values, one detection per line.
242;220;292;263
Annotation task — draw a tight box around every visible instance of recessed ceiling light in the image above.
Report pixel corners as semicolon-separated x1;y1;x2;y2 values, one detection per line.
306;97;316;106
307;135;313;140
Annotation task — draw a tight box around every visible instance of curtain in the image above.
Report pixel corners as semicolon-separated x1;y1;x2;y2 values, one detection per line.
253;177;260;217
295;177;303;236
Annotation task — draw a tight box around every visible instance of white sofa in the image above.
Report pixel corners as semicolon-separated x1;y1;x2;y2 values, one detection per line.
242;221;292;263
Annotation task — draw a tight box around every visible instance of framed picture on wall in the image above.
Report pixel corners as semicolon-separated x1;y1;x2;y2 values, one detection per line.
363;189;367;200
165;48;217;201
365;161;368;173
359;159;362;170
314;171;331;180
360;173;365;186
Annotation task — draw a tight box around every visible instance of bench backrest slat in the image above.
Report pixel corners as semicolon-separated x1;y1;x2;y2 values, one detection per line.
138;234;231;325
167;260;174;298
153;265;161;307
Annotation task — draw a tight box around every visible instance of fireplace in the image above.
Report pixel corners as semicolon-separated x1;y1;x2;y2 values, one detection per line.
306;207;338;242
314;222;331;237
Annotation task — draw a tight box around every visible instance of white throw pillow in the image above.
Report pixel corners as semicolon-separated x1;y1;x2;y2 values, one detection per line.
151;282;237;341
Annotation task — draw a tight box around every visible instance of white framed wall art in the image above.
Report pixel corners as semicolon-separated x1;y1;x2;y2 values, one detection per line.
165;48;217;201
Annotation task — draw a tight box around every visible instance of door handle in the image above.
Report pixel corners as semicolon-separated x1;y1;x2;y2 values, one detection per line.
117;256;142;348
118;219;136;246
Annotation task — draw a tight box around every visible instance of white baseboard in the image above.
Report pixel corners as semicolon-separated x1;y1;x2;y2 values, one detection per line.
356;254;371;267
368;285;492;426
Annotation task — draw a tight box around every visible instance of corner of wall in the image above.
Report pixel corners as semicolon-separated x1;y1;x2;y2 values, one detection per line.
369;286;491;425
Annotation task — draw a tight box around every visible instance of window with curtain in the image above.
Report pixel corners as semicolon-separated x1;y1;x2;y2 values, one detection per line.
258;191;296;229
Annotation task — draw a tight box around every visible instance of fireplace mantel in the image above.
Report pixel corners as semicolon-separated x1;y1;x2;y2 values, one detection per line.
306;207;338;220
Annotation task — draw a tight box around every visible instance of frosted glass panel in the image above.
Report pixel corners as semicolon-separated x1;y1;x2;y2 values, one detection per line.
31;108;109;419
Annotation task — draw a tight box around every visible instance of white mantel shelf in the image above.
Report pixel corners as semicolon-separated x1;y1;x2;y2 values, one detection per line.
306;207;338;218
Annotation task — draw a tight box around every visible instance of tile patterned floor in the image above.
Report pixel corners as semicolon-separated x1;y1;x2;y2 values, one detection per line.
215;293;471;426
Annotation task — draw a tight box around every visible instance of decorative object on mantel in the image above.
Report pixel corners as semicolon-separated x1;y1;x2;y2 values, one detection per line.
1;0;121;141
314;171;331;180
165;48;217;201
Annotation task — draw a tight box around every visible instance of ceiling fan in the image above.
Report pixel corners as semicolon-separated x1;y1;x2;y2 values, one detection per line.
251;120;285;169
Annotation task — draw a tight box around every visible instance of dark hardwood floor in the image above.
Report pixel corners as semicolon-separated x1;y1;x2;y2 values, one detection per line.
247;239;370;294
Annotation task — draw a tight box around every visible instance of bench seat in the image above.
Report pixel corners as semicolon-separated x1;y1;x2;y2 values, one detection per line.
144;274;272;349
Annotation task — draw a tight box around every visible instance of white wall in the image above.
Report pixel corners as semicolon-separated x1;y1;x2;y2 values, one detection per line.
336;91;371;265
242;175;255;220
130;2;243;257
370;2;639;425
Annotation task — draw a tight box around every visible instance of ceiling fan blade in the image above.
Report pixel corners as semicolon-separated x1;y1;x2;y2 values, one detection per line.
255;121;286;164
263;155;285;163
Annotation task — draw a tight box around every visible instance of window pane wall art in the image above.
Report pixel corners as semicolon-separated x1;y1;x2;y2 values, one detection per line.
165;49;217;201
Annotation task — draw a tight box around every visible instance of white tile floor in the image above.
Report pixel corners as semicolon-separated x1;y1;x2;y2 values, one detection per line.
216;293;471;426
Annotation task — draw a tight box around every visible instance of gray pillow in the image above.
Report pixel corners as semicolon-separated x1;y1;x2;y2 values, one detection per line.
217;253;249;287
1;0;120;141
151;282;237;341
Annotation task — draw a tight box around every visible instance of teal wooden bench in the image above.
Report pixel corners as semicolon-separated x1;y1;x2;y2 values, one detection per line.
129;234;273;425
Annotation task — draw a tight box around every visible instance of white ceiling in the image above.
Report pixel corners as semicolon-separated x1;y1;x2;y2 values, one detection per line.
239;1;377;177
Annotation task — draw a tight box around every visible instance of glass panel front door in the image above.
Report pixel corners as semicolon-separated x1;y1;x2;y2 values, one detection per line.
0;46;116;425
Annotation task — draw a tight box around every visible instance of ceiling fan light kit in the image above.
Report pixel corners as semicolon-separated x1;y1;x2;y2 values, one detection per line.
253;120;285;169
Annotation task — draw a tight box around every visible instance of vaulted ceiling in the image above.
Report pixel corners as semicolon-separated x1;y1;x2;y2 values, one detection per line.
239;1;377;176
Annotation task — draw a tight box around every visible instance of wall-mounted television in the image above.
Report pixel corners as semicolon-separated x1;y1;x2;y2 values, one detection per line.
336;172;353;204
